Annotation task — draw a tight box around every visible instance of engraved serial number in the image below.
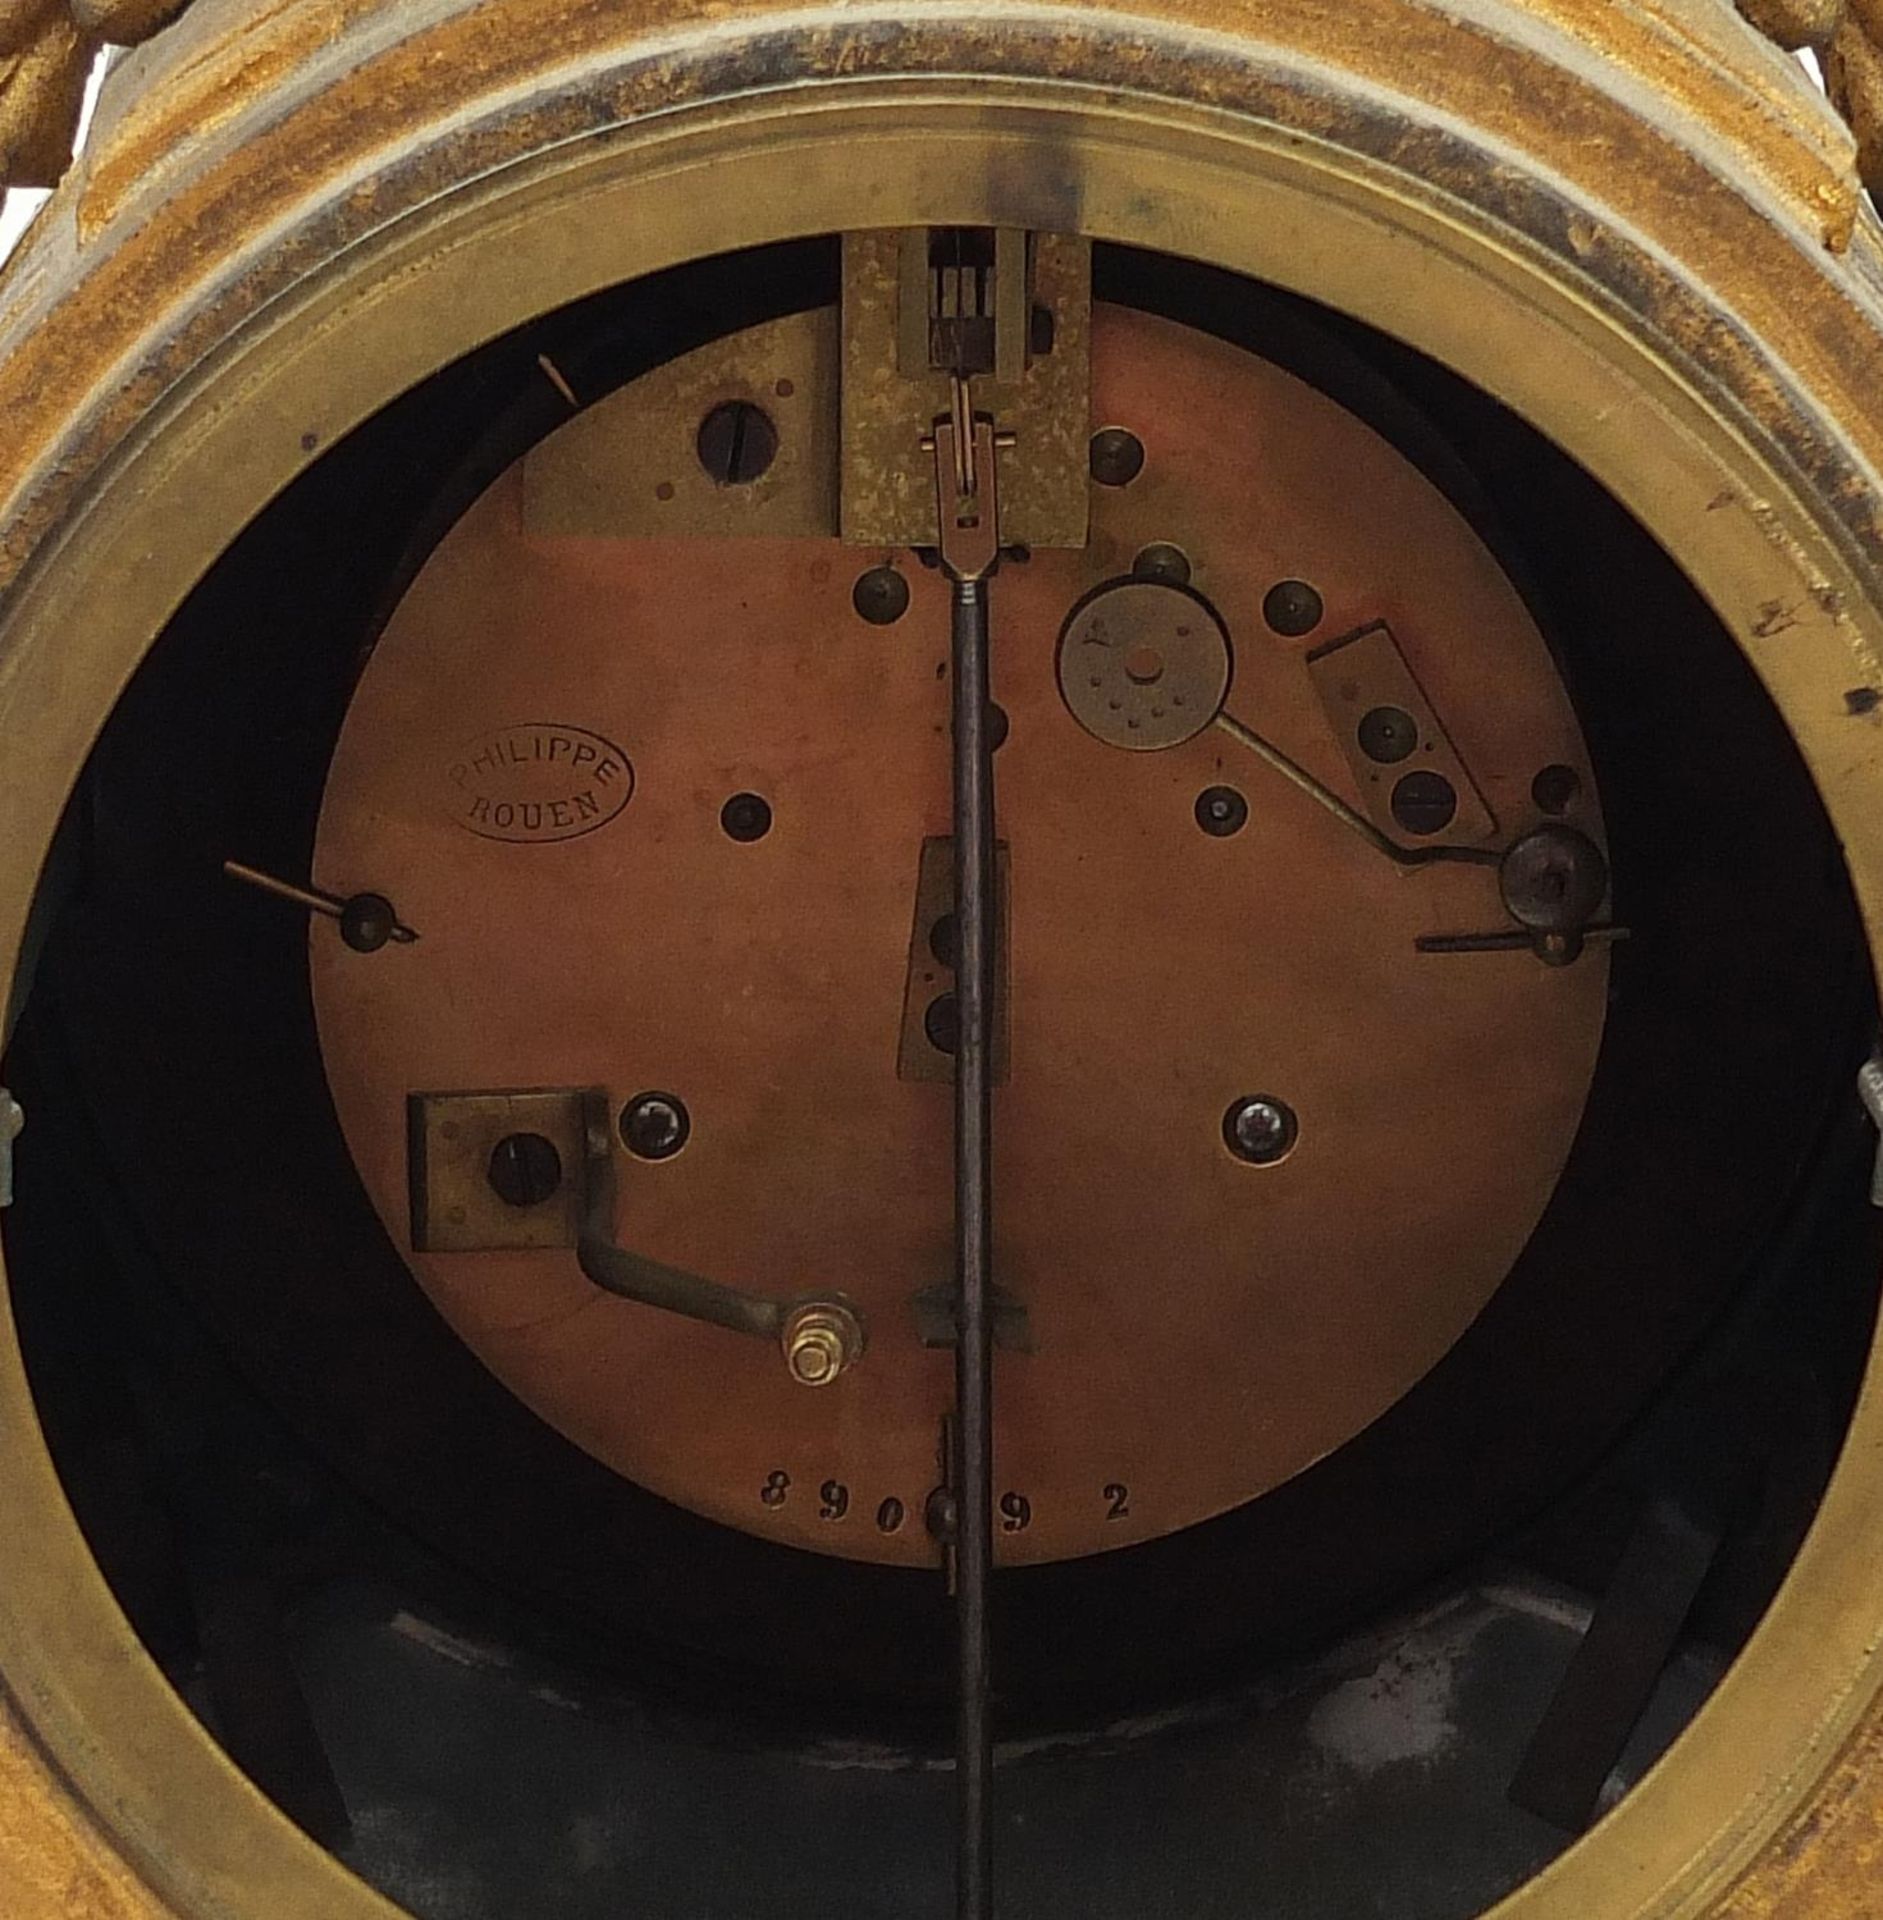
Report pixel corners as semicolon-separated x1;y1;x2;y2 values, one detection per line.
757;1471;1133;1532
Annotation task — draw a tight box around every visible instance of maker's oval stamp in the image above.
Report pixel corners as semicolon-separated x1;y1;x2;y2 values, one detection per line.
449;724;634;843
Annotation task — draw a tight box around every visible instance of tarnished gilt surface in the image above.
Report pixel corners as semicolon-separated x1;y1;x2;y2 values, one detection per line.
1736;0;1883;194
2;0;1876;212
0;0;194;186
1716;1704;1883;1916
20;0;1866;232
0;1698;168;1919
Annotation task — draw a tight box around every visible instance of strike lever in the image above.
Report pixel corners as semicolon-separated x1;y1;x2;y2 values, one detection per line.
574;1091;866;1387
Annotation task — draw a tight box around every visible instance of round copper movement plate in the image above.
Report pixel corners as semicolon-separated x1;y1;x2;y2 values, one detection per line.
312;305;1608;1566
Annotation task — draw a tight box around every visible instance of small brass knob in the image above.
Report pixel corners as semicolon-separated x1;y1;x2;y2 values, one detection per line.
781;1301;864;1388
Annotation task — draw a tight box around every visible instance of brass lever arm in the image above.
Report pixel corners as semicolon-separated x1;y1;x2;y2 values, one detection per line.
574;1092;865;1385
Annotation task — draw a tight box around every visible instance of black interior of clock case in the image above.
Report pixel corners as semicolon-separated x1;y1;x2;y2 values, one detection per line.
2;238;1876;1919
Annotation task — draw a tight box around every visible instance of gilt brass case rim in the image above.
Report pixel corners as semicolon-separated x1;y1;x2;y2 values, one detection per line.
0;10;1879;1920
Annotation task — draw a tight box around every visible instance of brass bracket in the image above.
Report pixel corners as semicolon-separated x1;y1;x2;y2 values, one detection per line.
896;834;1010;1086
519;308;841;539
405;1086;868;1384
840;227;1090;549
911;1283;1035;1354
407;1087;587;1251
1303;620;1498;850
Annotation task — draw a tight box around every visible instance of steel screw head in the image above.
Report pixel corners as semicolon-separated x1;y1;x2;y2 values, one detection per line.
924;991;961;1056
1499;825;1609;933
340;891;397;952
929;913;960;970
620;1092;690;1161
720;792;773;842
1223;1096;1298;1166
925;1484;959;1543
952;703;1011;753
1357;706;1419;764
1262;579;1324;637
1133;542;1192;585
1195;786;1249;837
1390;770;1459;837
1531;763;1582;816
696;400;777;485
853;565;911;625
1089;427;1146;487
486;1132;563;1208
781;1301;864;1387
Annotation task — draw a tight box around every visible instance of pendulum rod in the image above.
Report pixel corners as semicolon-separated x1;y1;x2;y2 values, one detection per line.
953;562;996;1920
928;365;1007;1920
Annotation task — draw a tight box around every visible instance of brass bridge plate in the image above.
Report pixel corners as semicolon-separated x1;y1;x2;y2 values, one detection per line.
896;835;1010;1085
407;1088;588;1251
1305;618;1498;846
310;305;1608;1567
